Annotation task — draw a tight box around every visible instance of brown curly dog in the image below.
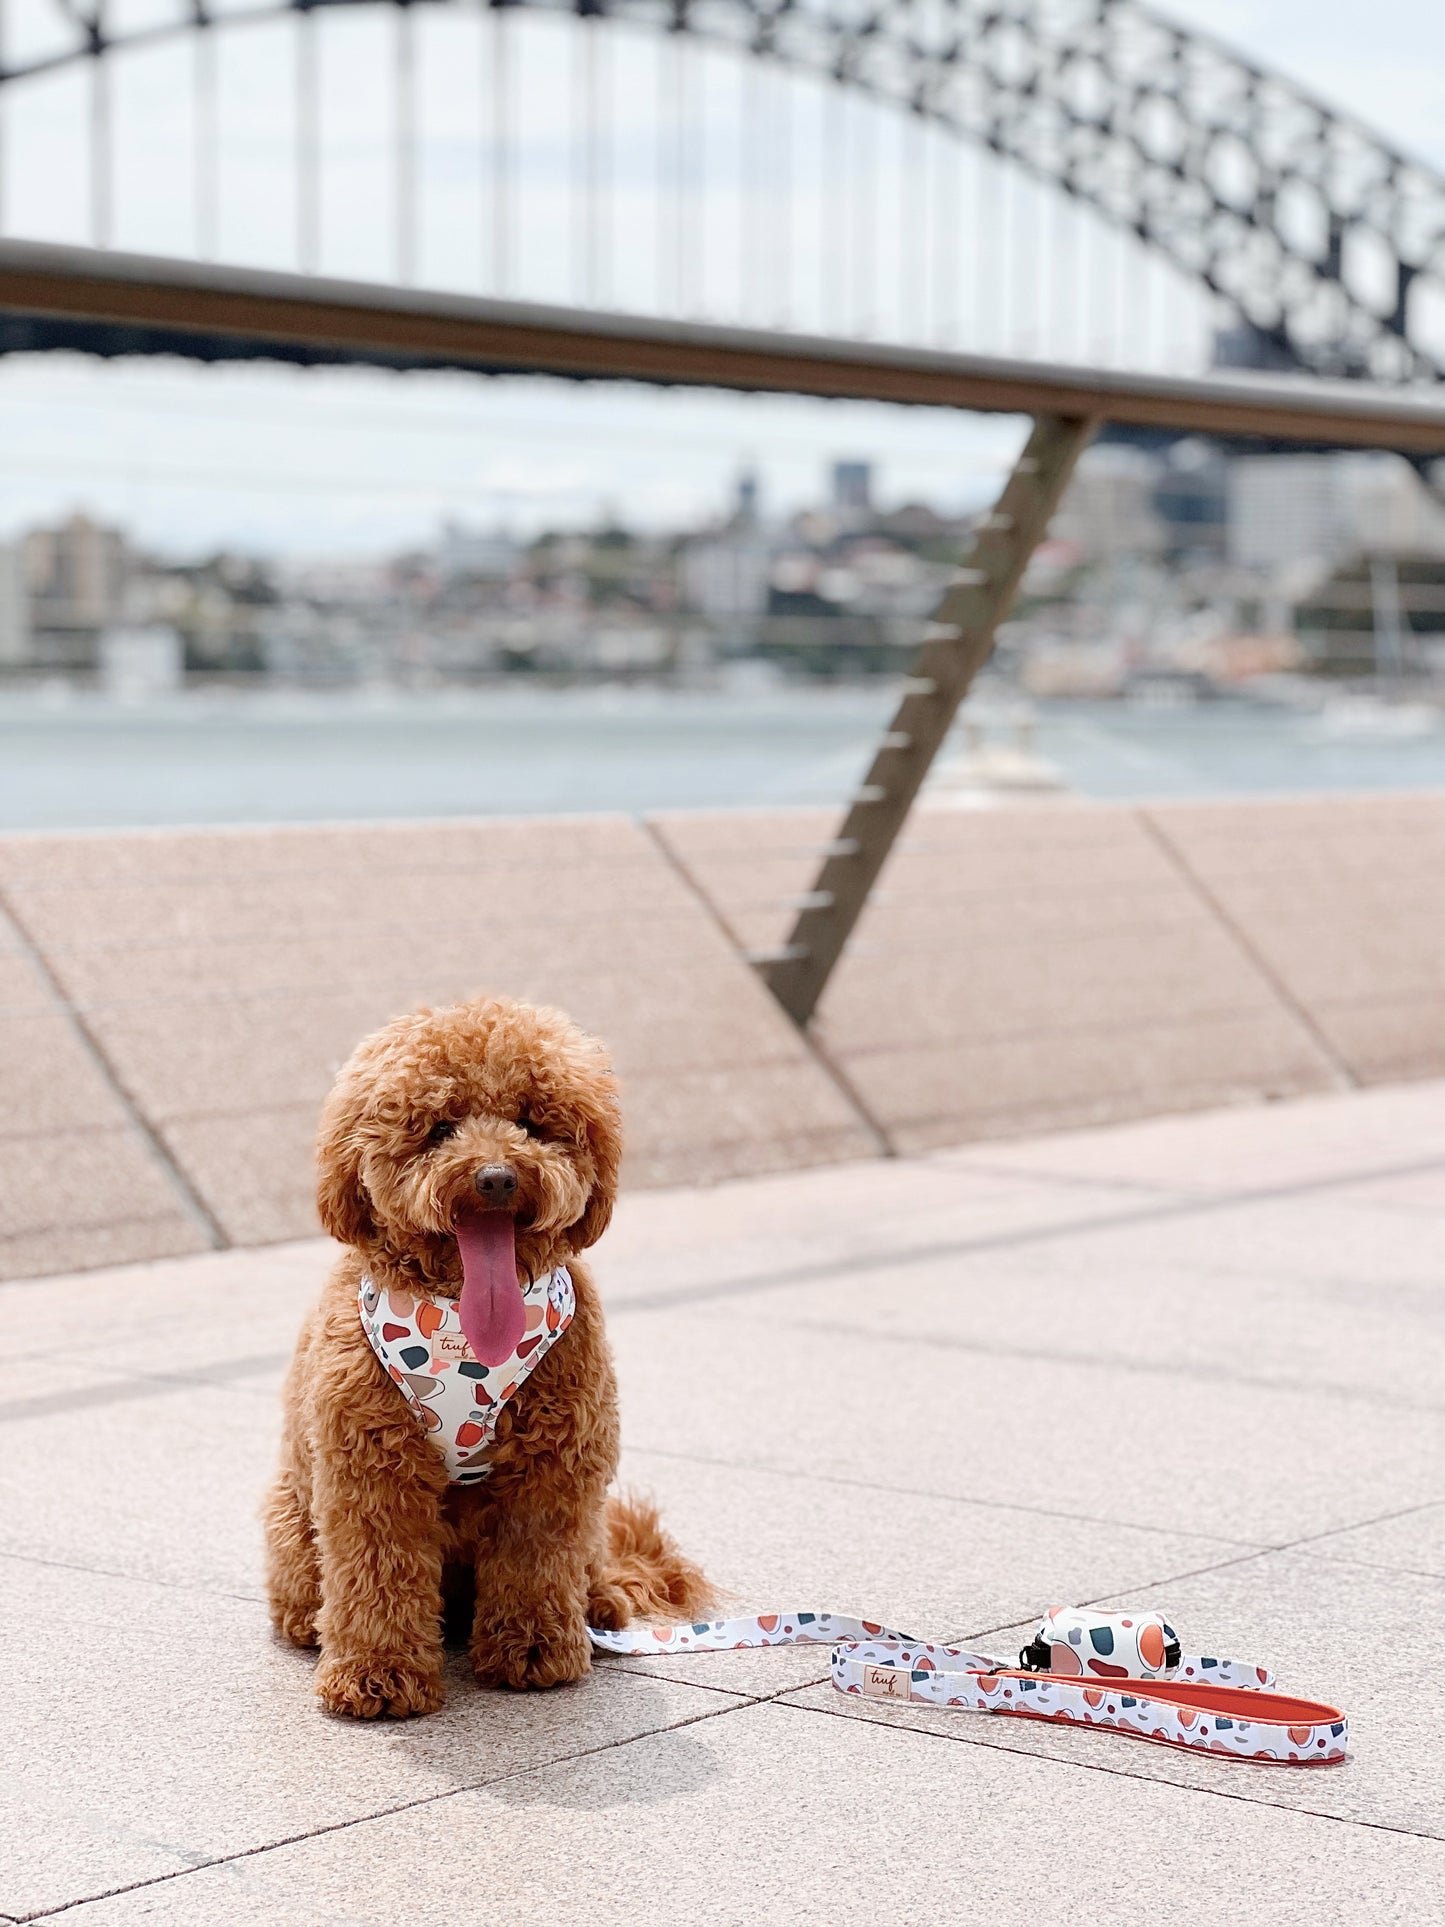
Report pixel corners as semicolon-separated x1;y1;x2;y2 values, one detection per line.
264;993;712;1719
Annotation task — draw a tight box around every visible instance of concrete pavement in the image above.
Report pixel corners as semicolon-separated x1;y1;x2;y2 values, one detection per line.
4;1077;1445;1922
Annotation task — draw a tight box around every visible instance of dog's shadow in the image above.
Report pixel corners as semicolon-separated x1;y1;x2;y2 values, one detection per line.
485;1706;723;1811
374;1597;726;1810
383;1670;725;1811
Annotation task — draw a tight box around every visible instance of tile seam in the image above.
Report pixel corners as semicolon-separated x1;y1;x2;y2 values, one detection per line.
0;1210;200;1247
638;815;894;1157
622;1440;1264;1550
603;1147;1445;1314
13;1691;757;1923
1137;808;1358;1091
0;1350;289;1424
769;1694;1445;1847
0;886;227;1252
0;1544;265;1609
767;1309;1445;1417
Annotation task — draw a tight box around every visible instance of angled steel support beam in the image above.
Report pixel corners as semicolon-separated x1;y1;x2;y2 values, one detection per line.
762;411;1098;1029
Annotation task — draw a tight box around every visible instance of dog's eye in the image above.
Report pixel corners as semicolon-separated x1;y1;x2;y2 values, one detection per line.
517;1110;546;1140
427;1120;458;1145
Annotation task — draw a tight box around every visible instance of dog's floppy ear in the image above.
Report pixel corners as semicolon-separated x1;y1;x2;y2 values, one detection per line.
315;1069;376;1248
565;1051;624;1254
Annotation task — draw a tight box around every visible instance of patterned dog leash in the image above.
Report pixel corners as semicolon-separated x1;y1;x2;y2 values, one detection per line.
590;1606;1348;1767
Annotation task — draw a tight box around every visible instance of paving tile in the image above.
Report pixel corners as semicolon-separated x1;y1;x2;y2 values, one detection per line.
617;1063;874;1189
648;807;841;953
1148;795;1445;1088
0;1247;329;1596
13;868;708;963
726;1188;1445;1412
650;806;841;860
0;1237;325;1370
818;919;1291;1053
592;1156;1176;1313
76;989;415;1120
0;1349;140;1408
0;1009;164;1138
782;1549;1445;1840
0;950;49;1014
620;1122;875;1191
0;814;653;887
0;1378;281;1598
838;1011;1334;1150
1314;995;1445;1083
1140;794;1445;884
0;1554;741;1921
1070;1183;1445;1297
0;1127;205;1281
155;1104;323;1246
606;1304;1445;1544
0;1136;185;1251
0;1214;205;1284
1181;891;1445;1004
46;1699;1445;1927
947;1075;1445;1194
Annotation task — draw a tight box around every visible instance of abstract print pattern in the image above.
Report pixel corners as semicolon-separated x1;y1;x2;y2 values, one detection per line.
359;1267;574;1484
590;1610;1347;1766
1026;1604;1187;1680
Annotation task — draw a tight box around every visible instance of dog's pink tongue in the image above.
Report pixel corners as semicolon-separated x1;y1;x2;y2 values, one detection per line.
455;1215;526;1366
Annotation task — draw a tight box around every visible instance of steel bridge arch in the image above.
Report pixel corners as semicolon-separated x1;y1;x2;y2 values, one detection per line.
3;0;1443;383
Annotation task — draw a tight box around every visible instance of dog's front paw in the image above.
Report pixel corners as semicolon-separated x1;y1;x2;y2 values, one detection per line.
472;1604;592;1690
315;1654;445;1719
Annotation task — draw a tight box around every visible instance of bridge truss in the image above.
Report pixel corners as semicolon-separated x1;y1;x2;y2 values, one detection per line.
0;0;1442;383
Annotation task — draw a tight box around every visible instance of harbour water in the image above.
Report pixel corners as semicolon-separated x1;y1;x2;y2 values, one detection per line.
5;684;1445;831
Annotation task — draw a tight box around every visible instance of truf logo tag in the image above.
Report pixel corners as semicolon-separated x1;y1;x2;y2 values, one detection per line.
862;1665;910;1701
435;1332;470;1360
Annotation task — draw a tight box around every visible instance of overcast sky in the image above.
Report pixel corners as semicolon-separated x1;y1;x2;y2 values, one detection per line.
0;0;1439;560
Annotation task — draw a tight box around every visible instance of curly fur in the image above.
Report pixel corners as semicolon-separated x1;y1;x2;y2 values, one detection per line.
264;993;712;1719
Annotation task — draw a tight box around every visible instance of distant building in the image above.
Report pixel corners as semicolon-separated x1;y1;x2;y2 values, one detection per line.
25;511;130;669
1347;455;1445;559
832;460;874;524
1227;456;1353;571
679;469;772;635
437;520;519;581
1053;447;1166;561
1152;442;1229;557
680;527;771;626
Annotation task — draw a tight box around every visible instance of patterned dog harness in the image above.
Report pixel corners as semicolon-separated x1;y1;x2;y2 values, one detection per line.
359;1269;574;1484
590;1607;1348;1766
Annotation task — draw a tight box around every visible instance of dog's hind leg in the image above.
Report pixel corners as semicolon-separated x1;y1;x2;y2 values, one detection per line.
263;1468;322;1649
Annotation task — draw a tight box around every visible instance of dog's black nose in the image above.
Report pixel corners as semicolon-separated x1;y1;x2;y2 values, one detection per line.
473;1162;518;1203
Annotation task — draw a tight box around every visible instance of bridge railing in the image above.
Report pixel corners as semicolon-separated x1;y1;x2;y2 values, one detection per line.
5;238;1445;1026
